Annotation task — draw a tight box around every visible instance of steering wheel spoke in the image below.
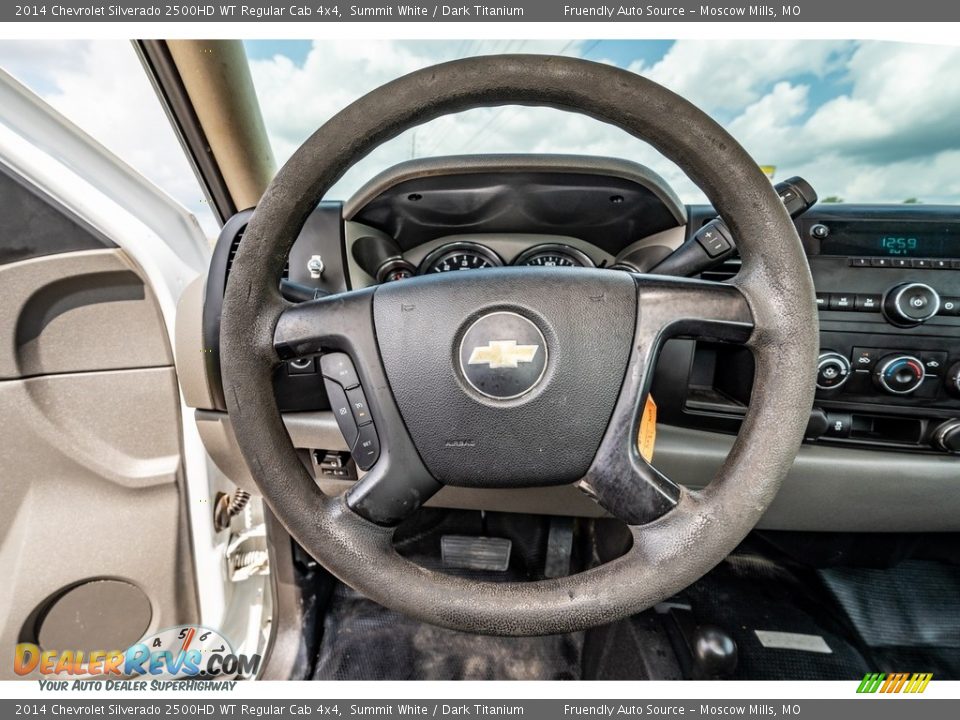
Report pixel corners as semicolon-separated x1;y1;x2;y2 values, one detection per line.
583;276;754;524
274;289;442;526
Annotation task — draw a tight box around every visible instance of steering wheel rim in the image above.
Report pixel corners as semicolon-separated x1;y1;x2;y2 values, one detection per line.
220;54;818;636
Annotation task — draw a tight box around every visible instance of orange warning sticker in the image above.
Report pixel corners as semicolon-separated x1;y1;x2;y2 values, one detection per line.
638;395;657;463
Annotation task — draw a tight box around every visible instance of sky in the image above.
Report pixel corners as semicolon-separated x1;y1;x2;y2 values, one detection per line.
2;39;960;240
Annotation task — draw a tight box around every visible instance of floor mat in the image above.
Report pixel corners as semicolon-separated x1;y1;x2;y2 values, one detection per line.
819;560;960;649
312;584;583;680
678;554;872;680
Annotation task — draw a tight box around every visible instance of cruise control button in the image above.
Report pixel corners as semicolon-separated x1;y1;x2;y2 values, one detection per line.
829;294;854;310
855;294;881;311
352;424;380;471
324;379;359;447
346;386;372;425
320;353;360;389
940;297;960;316
816;293;830;310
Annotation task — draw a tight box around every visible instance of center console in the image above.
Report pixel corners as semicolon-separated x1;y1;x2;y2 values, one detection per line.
652;205;960;455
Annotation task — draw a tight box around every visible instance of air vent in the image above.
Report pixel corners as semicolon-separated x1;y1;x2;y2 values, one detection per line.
700;257;741;282
225;227;289;281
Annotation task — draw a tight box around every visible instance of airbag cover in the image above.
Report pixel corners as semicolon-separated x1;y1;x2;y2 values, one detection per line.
373;267;636;487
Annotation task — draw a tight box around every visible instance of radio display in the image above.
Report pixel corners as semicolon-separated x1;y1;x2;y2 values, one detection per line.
818;220;960;258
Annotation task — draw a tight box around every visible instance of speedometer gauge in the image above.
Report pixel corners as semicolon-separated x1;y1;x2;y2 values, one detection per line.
513;244;595;268
420;242;503;274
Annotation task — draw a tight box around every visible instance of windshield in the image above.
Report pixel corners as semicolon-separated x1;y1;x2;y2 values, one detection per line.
246;39;960;206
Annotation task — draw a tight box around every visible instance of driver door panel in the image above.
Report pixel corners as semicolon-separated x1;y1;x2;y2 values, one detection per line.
0;164;198;678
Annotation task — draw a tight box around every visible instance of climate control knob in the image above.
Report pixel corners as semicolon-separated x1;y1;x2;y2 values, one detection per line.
816;351;851;390
882;282;940;327
947;362;960;398
874;354;926;395
932;420;960;454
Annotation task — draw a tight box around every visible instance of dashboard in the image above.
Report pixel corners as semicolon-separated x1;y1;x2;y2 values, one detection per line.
195;154;960;531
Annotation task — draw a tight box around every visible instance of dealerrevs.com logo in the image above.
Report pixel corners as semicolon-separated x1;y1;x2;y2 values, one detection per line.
14;625;261;680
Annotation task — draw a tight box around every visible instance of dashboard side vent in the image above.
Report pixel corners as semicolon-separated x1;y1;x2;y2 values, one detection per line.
700;257;741;282
225;227;289;281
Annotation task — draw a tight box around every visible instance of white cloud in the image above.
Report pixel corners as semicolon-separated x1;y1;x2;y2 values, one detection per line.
629;39;851;112
2;37;960;234
251;38;960;207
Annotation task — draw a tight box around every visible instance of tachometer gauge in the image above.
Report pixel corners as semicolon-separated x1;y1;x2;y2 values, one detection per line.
513;244;595;268
420;242;503;274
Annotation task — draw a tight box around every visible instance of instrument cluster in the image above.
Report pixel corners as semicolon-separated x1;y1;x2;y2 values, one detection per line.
415;241;597;278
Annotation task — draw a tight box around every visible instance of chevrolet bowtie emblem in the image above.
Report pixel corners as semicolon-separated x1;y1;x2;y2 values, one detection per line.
467;340;539;369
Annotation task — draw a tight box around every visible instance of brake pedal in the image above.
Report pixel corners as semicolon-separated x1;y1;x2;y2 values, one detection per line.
441;535;511;572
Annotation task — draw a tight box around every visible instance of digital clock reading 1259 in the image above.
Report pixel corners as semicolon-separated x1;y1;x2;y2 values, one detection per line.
879;236;919;255
818;220;960;259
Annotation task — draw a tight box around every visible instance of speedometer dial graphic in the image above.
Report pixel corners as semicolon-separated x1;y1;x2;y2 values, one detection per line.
420;242;503;274
513;244;595;268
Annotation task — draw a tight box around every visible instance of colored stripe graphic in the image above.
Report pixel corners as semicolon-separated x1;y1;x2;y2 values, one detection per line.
857;672;932;693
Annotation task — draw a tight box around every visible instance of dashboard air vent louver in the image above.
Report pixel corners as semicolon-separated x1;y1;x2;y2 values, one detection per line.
700;257;741;282
225;227;289;280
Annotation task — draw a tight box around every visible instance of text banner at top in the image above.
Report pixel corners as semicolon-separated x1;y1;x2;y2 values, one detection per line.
4;1;960;23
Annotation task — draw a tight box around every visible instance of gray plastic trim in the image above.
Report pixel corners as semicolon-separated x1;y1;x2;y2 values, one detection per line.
0;250;172;381
194;409;959;532
653;425;960;532
0;367;198;677
344;154;687;227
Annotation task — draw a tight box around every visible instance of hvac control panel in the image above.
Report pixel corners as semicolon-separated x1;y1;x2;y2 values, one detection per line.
652;207;960;456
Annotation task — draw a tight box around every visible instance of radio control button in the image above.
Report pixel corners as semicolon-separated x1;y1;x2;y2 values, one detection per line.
932;259;951;269
854;294;881;311
870;257;892;267
829;294;855;310
952;260;960;270
911;258;933;268
891;258;911;268
849;258;870;267
811;223;829;239
882;282;940;327
939;297;960;316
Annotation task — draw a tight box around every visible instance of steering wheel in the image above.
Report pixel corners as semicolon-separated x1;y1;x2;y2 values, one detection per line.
221;55;818;636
